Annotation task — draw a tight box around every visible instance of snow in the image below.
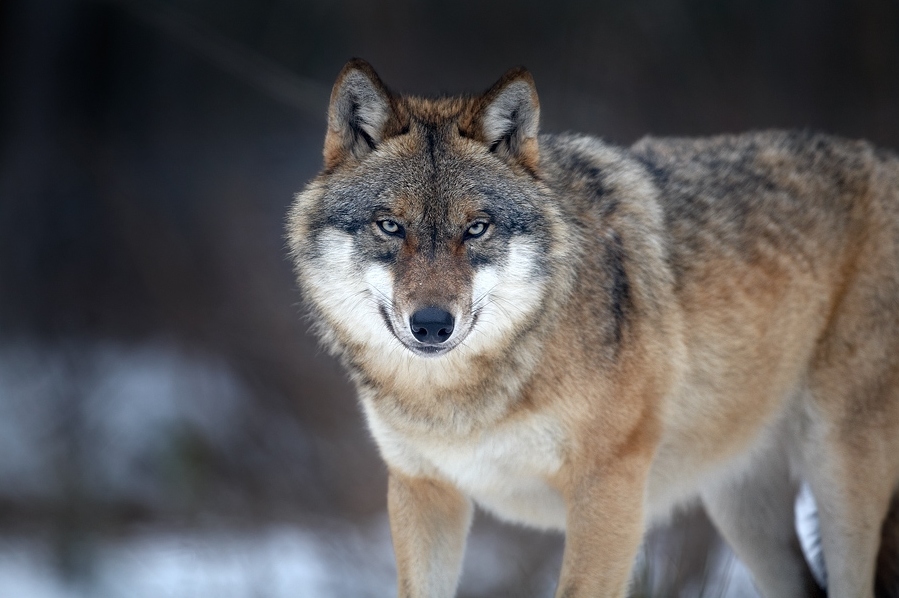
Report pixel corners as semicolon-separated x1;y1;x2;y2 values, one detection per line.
0;520;394;598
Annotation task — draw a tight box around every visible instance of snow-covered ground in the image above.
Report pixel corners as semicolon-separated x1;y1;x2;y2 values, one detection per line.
0;519;395;598
0;341;249;505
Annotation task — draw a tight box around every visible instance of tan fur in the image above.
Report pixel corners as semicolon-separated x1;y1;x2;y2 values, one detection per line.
288;60;899;597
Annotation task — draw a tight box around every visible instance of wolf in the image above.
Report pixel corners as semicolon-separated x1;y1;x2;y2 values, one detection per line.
287;58;899;597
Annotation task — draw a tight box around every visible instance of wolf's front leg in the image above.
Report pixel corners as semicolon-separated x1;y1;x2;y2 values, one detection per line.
554;451;652;598
387;471;473;598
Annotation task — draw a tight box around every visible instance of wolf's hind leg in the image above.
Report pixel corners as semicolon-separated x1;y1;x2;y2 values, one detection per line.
803;421;896;598
804;295;899;598
701;447;824;598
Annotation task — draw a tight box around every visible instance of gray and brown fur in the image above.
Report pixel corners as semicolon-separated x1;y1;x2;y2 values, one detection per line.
287;59;899;597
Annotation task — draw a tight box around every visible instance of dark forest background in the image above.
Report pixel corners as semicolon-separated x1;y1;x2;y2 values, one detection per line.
1;0;897;596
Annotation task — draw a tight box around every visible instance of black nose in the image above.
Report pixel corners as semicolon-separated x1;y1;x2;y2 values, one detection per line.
409;308;455;344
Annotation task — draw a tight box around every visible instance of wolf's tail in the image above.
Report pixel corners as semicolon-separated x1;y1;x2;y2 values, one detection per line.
795;484;899;597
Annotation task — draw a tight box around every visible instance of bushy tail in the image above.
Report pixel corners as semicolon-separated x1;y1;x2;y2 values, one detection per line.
796;483;827;590
795;485;899;597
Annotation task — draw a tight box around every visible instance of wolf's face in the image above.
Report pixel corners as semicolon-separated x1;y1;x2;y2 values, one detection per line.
291;62;557;361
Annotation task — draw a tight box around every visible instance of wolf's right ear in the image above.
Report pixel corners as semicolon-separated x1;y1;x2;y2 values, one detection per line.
324;59;394;169
476;68;540;172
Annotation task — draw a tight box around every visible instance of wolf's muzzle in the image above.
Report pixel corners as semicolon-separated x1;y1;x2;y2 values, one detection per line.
409;308;455;344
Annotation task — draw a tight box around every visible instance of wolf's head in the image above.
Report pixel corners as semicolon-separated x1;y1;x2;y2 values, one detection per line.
289;60;568;366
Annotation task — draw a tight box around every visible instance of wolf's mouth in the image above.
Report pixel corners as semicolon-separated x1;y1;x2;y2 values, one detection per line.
406;344;452;357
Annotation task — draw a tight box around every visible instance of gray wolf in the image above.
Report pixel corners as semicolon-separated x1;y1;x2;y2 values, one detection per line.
287;59;899;597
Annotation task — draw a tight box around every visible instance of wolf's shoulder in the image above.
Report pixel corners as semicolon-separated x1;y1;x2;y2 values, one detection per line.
537;132;657;218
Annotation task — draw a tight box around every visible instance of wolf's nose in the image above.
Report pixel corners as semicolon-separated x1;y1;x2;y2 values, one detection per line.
409;308;455;344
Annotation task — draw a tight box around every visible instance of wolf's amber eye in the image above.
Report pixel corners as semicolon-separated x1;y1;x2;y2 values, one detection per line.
377;219;403;237
465;222;488;239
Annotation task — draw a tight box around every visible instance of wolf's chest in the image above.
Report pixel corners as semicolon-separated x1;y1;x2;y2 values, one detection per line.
366;409;568;530
423;431;567;529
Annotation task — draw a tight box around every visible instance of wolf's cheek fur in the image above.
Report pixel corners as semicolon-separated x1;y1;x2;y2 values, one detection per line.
468;238;547;351
306;229;402;353
362;262;394;305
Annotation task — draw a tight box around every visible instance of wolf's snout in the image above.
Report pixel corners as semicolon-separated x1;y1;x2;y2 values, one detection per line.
409;308;455;344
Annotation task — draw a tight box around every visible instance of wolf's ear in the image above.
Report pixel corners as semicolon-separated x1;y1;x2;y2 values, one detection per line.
478;68;540;171
324;59;394;169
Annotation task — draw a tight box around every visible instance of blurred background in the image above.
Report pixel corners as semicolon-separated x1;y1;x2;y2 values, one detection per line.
1;0;897;596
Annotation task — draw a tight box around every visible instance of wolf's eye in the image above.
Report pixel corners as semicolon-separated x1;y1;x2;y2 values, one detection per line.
377;219;404;237
465;222;489;239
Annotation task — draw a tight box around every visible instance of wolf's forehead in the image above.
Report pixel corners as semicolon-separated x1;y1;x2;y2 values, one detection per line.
366;147;489;210
387;176;483;224
318;170;478;236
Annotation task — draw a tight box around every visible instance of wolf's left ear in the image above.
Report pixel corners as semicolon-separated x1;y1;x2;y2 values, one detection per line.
324;59;394;169
478;68;540;171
